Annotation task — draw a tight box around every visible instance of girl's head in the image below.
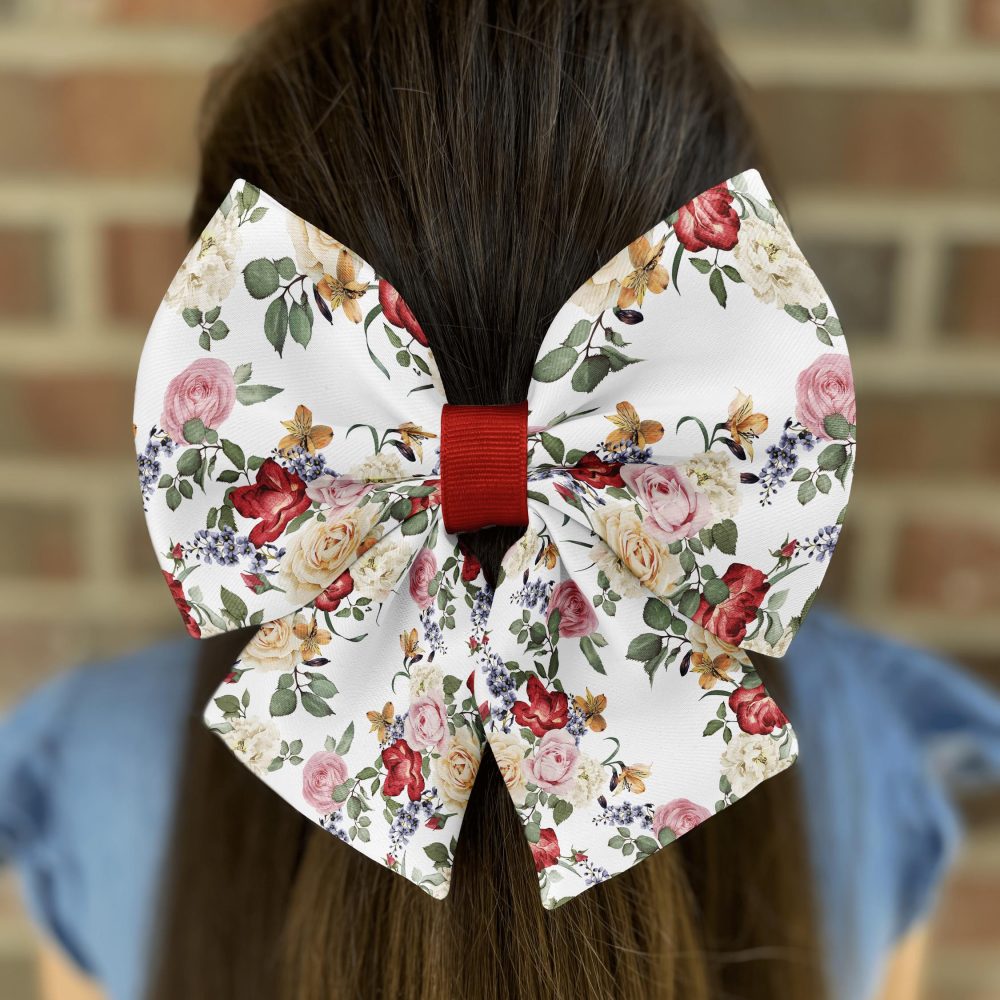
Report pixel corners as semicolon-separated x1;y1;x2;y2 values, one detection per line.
152;3;821;998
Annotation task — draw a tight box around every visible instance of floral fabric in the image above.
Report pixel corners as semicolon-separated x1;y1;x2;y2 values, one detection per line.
134;170;854;907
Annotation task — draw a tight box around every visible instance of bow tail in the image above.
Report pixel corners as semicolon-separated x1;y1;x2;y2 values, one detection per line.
480;503;798;909
202;511;489;899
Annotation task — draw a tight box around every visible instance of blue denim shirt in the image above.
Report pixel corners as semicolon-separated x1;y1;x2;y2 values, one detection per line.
2;609;998;1000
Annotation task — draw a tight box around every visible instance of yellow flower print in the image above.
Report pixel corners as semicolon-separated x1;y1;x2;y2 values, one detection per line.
604;401;664;451
292;613;332;660
726;391;768;461
541;542;559;570
572;688;608;733
397;421;437;462
278;404;334;454
690;651;740;691
315;248;370;324
366;702;395;744
399;627;423;661
613;763;652;795
617;235;669;309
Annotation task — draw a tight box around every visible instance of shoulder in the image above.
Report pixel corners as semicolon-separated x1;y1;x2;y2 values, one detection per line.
0;636;200;995
777;608;1000;999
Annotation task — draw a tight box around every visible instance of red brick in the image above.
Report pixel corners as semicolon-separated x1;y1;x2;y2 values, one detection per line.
0;74;57;174
54;72;203;178
893;520;1000;615
968;0;1000;38
751;89;1000;192
0;226;54;320
941;244;1000;340
93;0;272;27
861;396;1000;479
0;374;136;457
104;222;188;325
0;71;203;178
0;501;82;580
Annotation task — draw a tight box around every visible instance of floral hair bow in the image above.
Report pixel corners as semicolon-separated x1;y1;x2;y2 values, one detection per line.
135;169;854;908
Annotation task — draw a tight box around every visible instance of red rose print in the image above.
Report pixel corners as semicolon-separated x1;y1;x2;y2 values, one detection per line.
547;580;598;638
780;539;798;559
314;570;354;612
674;183;741;253
230;459;311;547
567;451;625;488
459;541;482;582
692;563;770;646
530;828;561;872
511;675;569;737
379;280;429;347
381;739;425;801
163;570;200;638
729;684;789;735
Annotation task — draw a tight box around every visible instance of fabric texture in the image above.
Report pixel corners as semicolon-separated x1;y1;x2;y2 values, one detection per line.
133;170;855;906
2;613;998;1000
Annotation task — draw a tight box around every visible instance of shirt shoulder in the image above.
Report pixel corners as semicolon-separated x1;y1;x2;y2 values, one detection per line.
781;609;1000;1000
0;636;200;998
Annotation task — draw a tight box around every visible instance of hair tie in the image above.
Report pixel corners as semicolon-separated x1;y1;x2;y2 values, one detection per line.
134;169;854;908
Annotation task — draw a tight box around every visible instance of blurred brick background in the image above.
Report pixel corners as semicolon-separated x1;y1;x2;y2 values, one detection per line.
0;0;998;998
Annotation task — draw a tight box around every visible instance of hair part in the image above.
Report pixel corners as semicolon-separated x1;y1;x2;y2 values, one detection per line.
150;2;823;998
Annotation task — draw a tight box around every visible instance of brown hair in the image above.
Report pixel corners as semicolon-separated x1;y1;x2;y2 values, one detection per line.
149;2;825;998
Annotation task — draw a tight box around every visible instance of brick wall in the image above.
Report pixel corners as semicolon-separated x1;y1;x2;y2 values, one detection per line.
0;0;997;997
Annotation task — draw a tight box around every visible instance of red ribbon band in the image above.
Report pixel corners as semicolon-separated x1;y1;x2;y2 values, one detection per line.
440;401;529;534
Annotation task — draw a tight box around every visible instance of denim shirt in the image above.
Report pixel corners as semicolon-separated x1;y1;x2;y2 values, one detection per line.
2;609;999;1000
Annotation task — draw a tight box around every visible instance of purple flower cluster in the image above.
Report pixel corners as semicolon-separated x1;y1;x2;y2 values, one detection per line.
799;524;841;563
756;418;816;504
583;860;611;886
593;800;654;830
389;790;437;847
595;440;651;465
184;526;255;567
419;607;447;654
136;427;175;505
275;445;336;483
511;577;553;611
470;584;494;630
484;652;517;716
320;811;349;843
565;704;587;744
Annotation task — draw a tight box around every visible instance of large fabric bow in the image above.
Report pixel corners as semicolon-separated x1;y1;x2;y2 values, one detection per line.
135;170;854;908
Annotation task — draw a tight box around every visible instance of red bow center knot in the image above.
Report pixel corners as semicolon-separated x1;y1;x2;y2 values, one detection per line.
440;402;529;533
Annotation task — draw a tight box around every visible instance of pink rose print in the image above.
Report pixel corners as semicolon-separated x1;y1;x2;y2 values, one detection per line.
673;183;741;253
160;358;236;444
530;828;561;872
408;547;438;610
652;798;712;838
305;475;373;517
546;579;598;638
729;684;789;735
403;692;449;751
795;353;856;440
522;729;580;794
621;464;711;543
301;750;350;813
511;675;569;737
692;563;770;646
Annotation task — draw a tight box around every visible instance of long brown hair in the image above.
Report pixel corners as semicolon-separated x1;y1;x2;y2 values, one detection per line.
149;2;825;998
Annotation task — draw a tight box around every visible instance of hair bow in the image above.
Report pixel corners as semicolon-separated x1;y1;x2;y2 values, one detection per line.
134;169;854;908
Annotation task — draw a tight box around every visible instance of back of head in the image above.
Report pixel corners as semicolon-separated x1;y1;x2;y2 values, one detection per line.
151;3;823;998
